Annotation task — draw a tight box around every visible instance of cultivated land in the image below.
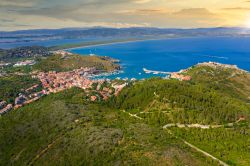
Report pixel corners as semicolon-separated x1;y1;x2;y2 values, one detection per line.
0;60;250;165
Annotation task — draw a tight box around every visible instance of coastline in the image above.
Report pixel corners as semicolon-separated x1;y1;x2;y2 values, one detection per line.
65;36;250;80
65;38;163;51
64;36;195;51
64;35;237;51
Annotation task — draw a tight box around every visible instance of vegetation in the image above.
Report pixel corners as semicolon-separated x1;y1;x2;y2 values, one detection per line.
0;46;51;62
32;54;120;72
2;65;34;74
171;127;250;166
111;78;250;124
0;88;212;166
0;75;40;103
2;54;120;74
187;65;250;102
0;63;250;165
0;53;120;106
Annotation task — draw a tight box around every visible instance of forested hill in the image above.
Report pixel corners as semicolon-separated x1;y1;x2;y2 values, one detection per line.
0;63;249;165
186;64;250;102
112;64;250;125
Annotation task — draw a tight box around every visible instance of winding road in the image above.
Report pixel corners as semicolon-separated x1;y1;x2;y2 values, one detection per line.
121;110;229;166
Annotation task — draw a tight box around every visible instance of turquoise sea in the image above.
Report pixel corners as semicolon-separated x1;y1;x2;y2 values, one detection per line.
69;37;250;79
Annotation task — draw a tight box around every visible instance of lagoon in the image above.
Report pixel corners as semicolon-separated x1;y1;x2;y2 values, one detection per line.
69;37;250;79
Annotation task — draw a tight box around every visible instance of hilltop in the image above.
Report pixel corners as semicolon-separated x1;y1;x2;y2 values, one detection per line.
33;54;120;72
186;62;250;102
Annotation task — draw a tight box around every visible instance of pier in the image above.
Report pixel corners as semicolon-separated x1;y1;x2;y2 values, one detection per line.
143;68;171;75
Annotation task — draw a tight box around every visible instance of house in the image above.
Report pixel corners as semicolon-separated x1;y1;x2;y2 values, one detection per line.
0;104;13;115
0;101;7;109
91;96;97;101
15;95;27;105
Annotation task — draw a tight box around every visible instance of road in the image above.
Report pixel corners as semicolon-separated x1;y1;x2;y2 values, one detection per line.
120;110;229;166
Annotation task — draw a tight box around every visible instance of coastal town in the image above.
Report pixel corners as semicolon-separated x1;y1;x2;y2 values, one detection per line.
0;64;128;115
1;56;248;116
2;3;250;165
0;49;126;114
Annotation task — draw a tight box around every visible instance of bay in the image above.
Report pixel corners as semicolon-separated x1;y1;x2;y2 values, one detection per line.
69;37;250;79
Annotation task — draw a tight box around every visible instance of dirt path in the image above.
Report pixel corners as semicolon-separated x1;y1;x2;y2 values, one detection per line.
121;110;229;166
183;140;229;166
121;110;143;120
163;123;223;129
164;129;229;166
28;136;63;166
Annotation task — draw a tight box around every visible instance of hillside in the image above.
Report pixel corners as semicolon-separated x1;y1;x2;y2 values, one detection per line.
108;63;250;165
33;54;120;72
0;88;213;166
186;63;250;102
0;46;51;62
112;78;250;125
0;63;250;165
0;75;40;103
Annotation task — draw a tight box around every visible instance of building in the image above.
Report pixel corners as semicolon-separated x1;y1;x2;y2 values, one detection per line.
15;95;27;105
0;104;13;115
0;101;7;109
170;73;192;81
14;60;36;67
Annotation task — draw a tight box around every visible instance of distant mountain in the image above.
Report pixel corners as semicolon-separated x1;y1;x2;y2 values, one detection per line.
1;27;250;49
1;27;250;39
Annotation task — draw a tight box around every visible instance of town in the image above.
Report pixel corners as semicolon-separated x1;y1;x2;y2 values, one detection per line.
2;61;246;115
0;66;128;115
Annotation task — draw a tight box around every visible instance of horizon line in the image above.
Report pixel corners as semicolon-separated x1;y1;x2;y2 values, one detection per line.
1;26;249;33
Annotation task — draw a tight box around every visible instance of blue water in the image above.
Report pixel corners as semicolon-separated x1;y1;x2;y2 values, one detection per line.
69;37;250;79
0;37;115;49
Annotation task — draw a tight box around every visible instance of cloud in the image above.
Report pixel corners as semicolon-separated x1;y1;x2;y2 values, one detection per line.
0;0;36;7
174;8;216;17
0;0;247;30
117;8;169;15
222;7;250;11
0;0;150;8
132;0;152;4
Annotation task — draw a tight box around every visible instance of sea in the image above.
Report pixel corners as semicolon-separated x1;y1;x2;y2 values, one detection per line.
69;36;250;80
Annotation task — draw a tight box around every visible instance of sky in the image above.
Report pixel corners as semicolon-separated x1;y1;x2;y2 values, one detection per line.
0;0;250;31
